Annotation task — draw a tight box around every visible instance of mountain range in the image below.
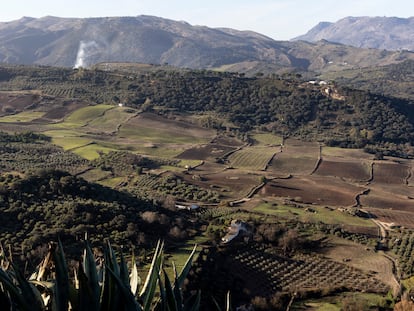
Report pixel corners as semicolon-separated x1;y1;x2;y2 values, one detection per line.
294;16;414;51
1;15;414;72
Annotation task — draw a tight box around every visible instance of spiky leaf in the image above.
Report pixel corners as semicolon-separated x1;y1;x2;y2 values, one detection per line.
52;240;70;311
129;254;139;296
82;239;100;310
163;269;178;311
106;265;142;311
176;245;197;289
140;240;163;311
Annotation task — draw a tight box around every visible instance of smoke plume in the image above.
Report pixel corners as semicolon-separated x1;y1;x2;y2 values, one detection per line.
74;40;99;68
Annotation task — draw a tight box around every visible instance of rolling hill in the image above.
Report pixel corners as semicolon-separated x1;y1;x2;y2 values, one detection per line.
0;64;413;310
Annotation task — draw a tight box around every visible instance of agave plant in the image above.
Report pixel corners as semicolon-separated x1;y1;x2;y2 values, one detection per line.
0;238;199;311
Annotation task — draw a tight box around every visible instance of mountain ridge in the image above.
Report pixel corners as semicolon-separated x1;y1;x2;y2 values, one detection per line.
1;15;414;72
294;16;414;51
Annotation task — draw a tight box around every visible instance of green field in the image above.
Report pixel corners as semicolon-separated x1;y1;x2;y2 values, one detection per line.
88;106;137;132
0;111;45;122
251;132;283;146
228;146;276;170
71;143;118;160
97;176;126;187
61;104;114;127
78;168;113;182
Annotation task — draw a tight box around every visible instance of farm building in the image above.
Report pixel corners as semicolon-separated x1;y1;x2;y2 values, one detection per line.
222;219;249;243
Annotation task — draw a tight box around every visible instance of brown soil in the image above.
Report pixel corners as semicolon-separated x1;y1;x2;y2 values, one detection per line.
368;207;414;229
129;112;215;139
315;159;371;181
373;161;410;184
261;175;364;207
40;99;89;120
360;188;414;212
0;92;41;115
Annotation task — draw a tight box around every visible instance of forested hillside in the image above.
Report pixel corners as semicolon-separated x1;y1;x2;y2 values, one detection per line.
1;64;413;157
0;64;413;309
320;59;414;101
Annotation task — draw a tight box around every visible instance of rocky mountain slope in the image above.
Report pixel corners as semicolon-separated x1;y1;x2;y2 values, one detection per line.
1;15;414;72
294;16;414;51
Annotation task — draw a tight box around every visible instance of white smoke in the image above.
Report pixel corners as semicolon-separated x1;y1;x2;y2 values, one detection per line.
74;40;100;69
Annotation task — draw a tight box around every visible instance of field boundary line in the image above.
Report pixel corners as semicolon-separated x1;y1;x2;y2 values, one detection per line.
310;145;323;175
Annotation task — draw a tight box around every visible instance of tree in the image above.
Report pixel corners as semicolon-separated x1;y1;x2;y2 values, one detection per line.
279;229;299;256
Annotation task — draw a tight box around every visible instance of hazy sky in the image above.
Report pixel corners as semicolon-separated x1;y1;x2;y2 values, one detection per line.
1;0;413;40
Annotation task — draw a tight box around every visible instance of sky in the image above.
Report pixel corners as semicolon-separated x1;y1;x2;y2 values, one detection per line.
1;0;413;40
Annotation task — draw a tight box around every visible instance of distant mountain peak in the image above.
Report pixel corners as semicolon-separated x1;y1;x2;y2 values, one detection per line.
293;16;414;51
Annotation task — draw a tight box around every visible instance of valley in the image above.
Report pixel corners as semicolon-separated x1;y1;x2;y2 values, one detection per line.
0;64;413;310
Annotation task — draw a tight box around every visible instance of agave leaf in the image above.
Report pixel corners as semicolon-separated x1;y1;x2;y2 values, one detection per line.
68;284;79;311
106;265;142;311
183;291;201;311
52;239;69;311
106;241;120;277
78;264;99;311
157;272;166;311
31;245;53;282
211;295;222;311
129;254;140;296
0;282;12;311
100;241;121;311
0;269;35;311
119;249;129;288
10;264;45;311
225;291;231;311
176;245;197;289
30;280;54;307
163;269;178;311
171;262;183;310
140;240;163;311
82;239;100;309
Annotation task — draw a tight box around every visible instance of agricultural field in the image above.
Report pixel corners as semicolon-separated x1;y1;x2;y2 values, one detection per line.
251;132;283;146
87;106;138;133
372;161;411;184
0;92;41;116
1;65;414;309
56;104;114;127
228;146;277;170
253;200;376;229
260;175;364;207
360;188;414;212
315;158;371;181
0;111;45;122
267;139;320;175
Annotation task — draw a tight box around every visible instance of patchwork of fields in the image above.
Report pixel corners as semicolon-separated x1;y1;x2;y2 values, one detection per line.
0;90;413;308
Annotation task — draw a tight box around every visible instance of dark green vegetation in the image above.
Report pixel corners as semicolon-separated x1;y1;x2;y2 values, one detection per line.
321;59;414;101
0;64;413;157
0;63;413;310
